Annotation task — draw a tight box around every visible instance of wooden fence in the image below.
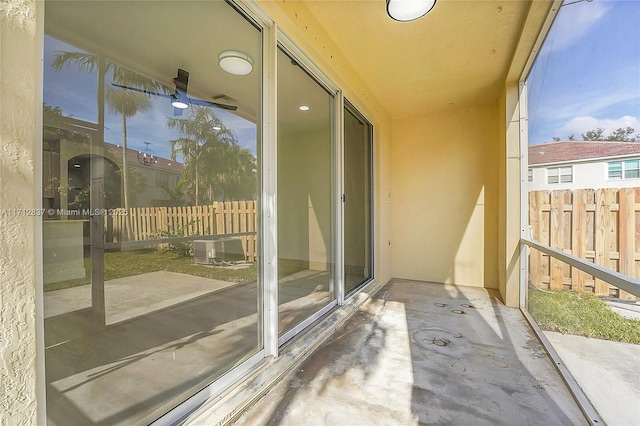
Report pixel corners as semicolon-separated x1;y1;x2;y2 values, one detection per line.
529;188;639;299
105;201;257;261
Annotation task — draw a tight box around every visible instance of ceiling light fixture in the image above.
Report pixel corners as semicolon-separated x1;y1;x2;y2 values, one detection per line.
386;0;437;22
299;105;310;111
137;142;158;166
219;51;253;75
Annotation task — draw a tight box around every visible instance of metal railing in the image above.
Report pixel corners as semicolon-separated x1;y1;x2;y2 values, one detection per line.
521;237;640;298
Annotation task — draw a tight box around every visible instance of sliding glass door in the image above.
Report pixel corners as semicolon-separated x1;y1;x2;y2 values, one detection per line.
276;46;336;342
343;102;373;294
43;2;262;424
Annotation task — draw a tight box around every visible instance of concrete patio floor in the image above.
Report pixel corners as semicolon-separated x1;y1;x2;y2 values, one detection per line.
43;268;332;425
232;279;587;426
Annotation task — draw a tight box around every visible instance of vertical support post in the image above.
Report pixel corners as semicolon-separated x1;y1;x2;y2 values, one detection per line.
335;92;345;305
91;177;106;326
516;78;529;306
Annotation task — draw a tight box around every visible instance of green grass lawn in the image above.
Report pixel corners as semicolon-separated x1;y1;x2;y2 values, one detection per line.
528;288;640;344
44;249;257;292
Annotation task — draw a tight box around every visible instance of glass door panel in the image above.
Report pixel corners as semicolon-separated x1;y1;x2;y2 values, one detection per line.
277;46;335;339
344;103;373;294
43;1;262;423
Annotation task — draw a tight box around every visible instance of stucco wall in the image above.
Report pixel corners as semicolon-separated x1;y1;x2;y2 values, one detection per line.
0;0;41;424
391;104;499;288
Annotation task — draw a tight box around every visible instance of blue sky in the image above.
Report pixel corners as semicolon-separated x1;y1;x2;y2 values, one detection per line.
43;36;258;161
527;0;640;145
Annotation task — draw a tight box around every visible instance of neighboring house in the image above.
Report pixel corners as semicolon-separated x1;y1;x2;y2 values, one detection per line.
528;141;640;191
43;135;184;212
115;143;184;207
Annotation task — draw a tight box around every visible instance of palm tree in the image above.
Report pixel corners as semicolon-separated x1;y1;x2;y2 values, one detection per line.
105;86;151;211
51;52;165;210
167;106;239;206
51;52;166;239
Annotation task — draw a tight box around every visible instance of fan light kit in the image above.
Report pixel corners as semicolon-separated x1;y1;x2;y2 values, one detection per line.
219;51;253;75
171;92;189;109
112;68;238;114
386;0;436;21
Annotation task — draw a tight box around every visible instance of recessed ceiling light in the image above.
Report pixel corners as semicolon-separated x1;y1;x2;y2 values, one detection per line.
299;105;310;111
219;51;253;75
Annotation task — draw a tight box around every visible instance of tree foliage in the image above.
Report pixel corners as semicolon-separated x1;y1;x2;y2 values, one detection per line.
554;127;640;142
167;106;257;204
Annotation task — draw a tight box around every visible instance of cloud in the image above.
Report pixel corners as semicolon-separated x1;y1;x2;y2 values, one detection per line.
537;87;640;123
550;1;609;51
558;115;640;138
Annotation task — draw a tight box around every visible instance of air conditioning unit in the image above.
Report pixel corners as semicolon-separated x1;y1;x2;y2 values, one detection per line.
193;240;216;264
193;239;245;264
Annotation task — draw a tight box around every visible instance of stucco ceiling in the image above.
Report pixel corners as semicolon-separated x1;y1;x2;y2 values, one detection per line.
298;0;533;117
44;0;539;123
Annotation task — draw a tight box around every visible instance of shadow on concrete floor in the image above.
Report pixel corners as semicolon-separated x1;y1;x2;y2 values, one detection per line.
235;279;586;426
44;269;333;426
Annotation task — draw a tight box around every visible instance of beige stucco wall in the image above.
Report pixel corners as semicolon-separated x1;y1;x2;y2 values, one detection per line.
391;105;499;288
0;0;41;424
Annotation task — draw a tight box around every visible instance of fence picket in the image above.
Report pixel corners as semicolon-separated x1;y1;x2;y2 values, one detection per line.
571;189;588;291
550;190;566;289
529;191;546;288
619;188;636;299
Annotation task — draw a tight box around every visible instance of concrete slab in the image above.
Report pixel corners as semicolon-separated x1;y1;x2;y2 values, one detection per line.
545;331;640;426
234;279;586;426
43;268;336;425
606;301;640;321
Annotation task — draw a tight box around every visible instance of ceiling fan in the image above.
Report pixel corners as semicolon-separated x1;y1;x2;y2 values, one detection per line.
111;68;237;115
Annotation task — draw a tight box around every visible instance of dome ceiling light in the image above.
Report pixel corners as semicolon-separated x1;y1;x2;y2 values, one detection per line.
386;0;437;22
219;51;253;75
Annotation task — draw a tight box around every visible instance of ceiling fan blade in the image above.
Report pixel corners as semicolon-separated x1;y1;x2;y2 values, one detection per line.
189;97;238;111
173;69;189;93
111;83;169;98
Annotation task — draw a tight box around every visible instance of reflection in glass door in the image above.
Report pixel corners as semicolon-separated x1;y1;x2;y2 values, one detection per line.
344;102;373;294
277;46;336;342
42;2;262;424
